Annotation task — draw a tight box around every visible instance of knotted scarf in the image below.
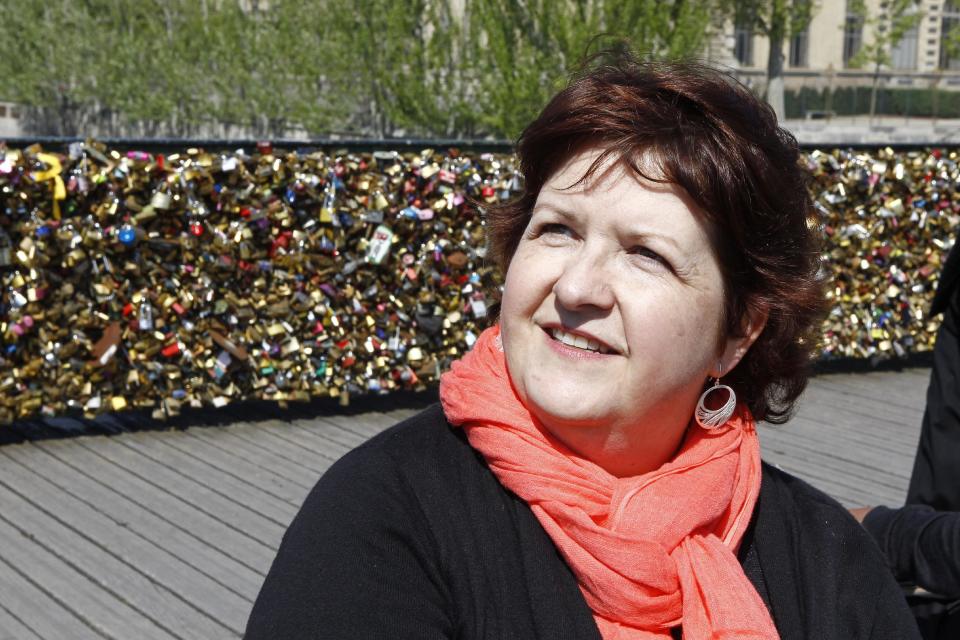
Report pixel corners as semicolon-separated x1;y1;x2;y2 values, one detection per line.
439;326;779;639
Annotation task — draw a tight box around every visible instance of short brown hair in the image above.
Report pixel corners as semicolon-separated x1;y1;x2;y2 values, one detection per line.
485;51;827;423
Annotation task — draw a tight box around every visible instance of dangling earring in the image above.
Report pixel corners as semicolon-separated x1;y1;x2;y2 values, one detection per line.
695;365;737;430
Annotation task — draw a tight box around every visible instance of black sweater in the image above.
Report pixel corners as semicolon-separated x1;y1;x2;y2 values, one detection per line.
864;504;960;598
246;404;920;639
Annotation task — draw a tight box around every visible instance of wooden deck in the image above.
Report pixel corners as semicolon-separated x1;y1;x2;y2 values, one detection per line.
0;368;931;639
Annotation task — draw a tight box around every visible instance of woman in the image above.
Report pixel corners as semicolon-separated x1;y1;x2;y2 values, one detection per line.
245;52;920;639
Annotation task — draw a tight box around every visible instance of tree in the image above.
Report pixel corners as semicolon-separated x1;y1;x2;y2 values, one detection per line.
466;0;719;138
0;0;343;138
320;0;482;138
720;0;818;122
0;0;725;139
847;0;924;122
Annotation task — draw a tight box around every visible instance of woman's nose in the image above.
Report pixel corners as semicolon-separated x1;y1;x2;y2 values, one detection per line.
551;249;615;310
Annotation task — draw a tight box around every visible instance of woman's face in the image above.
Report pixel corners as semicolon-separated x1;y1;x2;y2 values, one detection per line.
500;149;763;476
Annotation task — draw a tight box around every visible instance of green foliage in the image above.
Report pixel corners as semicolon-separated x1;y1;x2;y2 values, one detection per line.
0;0;718;139
784;86;960;119
466;0;717;138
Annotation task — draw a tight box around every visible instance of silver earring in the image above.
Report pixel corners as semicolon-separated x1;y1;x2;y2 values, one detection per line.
695;369;737;430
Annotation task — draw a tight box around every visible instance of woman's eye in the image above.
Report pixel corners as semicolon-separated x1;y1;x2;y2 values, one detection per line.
539;223;574;238
629;246;671;269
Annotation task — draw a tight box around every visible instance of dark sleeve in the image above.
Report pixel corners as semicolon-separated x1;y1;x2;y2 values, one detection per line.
864;505;960;598
244;444;454;639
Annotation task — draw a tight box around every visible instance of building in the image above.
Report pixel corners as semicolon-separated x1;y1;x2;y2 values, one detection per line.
710;0;960;117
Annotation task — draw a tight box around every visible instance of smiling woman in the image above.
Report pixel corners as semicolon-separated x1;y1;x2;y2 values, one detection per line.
245;51;922;640
500;155;749;478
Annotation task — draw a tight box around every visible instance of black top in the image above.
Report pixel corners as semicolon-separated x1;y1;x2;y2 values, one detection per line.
246;404;920;639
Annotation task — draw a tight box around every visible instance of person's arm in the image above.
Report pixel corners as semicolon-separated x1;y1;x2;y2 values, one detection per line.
244;445;454;639
861;504;960;598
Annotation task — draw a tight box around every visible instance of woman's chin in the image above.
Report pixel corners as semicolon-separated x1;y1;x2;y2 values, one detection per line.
526;392;616;431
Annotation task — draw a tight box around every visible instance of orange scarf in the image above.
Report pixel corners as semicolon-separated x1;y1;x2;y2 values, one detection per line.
439;326;779;640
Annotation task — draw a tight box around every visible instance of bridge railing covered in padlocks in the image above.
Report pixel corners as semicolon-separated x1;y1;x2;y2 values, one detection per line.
0;139;954;428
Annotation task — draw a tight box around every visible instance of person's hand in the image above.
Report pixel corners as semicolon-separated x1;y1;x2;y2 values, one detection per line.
848;506;874;524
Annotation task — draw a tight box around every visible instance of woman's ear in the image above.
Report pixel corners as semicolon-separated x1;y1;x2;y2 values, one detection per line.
717;303;769;377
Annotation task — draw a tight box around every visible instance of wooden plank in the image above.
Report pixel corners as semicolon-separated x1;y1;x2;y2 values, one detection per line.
804;386;924;432
330;411;402;434
761;460;879;507
806;376;924;420
759;428;909;490
0;446;254;635
0;554;103;640
798;405;922;454
383;407;423;424
94;433;294;532
0;601;43;640
818;370;929;409
287;419;364;451
183;428;319;489
0;514;173;640
303;418;371;448
32;438;277;571
788;369;927;505
222;423;335;476
758;413;914;506
315;412;395;440
811;374;928;414
257;420;353;459
146;434;303;510
240;418;351;457
767;404;917;460
761;456;903;506
813;368;927;401
792;369;929;496
769;409;917;460
760;447;910;494
761;420;912;472
791;393;921;448
761;448;896;505
0;480;232;640
762;415;915;477
0;444;263;602
817;381;926;415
